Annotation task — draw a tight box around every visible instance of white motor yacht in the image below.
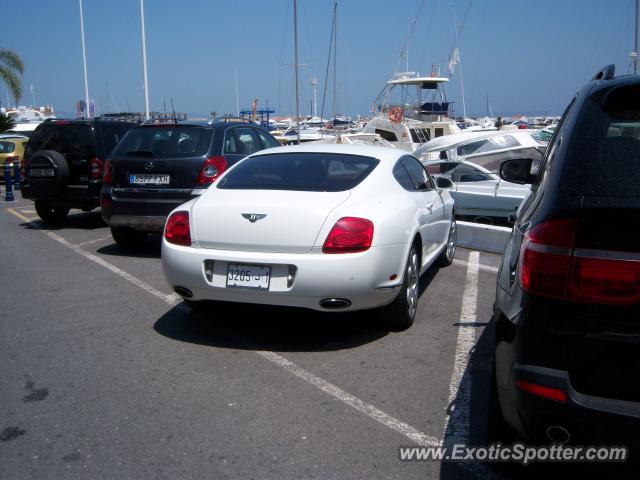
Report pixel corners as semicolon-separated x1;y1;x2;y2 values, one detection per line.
362;72;461;151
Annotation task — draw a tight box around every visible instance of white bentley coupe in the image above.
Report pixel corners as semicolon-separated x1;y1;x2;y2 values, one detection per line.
162;144;456;329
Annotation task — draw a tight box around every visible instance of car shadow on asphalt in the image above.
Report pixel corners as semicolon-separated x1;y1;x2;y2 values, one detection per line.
96;235;162;259
21;211;106;231
153;266;440;353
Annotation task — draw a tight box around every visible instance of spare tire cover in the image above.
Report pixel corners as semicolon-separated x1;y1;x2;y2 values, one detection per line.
26;149;70;197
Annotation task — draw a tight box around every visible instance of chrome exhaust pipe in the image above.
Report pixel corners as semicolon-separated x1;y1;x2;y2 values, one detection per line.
174;286;193;299
545;425;571;444
319;298;351;309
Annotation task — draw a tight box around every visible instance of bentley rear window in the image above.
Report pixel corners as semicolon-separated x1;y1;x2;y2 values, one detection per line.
217;153;379;192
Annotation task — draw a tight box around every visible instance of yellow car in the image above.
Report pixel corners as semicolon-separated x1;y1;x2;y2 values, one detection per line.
0;135;28;180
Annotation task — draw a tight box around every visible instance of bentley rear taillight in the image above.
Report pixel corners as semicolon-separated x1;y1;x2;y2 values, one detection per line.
164;211;191;246
322;217;374;254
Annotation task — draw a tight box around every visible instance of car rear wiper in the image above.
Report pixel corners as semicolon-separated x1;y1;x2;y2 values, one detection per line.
123;150;154;157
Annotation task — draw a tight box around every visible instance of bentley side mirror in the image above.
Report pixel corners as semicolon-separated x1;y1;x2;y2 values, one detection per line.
499;158;538;185
435;177;454;189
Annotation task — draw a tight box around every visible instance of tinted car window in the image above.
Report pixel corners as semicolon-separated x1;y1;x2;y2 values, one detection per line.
99;124;129;155
401;156;432;190
563;83;640;196
0;141;15;153
224;127;262;155
255;129;280;149
112;126;213;158
26;123;94;157
217;153;378;192
470;147;544;173
448;164;492;182
393;161;415;191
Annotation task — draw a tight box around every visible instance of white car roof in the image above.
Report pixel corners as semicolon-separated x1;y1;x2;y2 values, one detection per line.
250;143;408;163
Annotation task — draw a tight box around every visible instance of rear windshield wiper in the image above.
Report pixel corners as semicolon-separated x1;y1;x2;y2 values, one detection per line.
123;150;153;157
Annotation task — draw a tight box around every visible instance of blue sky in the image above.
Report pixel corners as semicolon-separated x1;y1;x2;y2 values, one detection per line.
2;0;637;118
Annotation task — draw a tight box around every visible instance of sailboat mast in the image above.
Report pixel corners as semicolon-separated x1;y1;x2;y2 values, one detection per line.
332;2;337;120
293;0;301;144
453;11;467;119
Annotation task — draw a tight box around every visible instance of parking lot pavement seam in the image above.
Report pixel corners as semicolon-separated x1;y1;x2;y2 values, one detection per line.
6;208;446;450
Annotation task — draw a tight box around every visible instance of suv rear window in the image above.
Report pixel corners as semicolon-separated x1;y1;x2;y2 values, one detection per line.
217;153;379;192
27;123;94;157
112;126;213;158
564;84;640;196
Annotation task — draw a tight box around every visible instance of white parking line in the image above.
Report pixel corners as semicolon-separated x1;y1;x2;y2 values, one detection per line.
256;351;440;447
443;251;479;444
7;206;441;448
453;258;498;274
75;235;113;247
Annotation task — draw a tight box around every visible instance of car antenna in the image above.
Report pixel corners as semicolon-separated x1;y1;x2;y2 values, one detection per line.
170;98;177;123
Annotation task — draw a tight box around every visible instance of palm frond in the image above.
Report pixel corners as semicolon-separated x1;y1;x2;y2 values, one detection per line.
0;65;22;104
0;49;24;75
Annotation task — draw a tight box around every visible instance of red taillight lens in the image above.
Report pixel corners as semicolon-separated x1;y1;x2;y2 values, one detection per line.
519;219;577;300
570;256;640;306
90;157;104;180
519;218;640;305
20;158;27;180
164;211;191;246
515;380;567;403
197;155;227;185
322;217;374;254
102;159;112;185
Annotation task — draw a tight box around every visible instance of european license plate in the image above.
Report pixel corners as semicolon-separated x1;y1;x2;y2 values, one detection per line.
226;264;271;290
30;168;54;177
129;174;170;185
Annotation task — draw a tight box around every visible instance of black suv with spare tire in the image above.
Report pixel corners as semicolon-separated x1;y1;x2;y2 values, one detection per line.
21;118;137;223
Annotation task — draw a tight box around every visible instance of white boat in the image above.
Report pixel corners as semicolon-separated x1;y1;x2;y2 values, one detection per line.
362;73;461;152
413;129;546;162
307;132;395;148
3;105;56;137
273;125;336;145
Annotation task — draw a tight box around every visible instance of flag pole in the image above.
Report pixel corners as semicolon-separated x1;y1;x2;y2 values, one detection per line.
140;0;150;120
79;0;91;118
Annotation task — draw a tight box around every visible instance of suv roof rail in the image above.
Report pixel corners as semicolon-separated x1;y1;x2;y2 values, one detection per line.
210;116;256;124
592;64;616;81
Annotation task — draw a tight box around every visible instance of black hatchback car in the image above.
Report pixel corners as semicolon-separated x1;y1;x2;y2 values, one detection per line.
492;65;640;454
100;119;280;246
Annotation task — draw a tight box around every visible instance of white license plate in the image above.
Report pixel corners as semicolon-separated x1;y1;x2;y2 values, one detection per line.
30;168;54;177
226;264;271;290
129;174;170;185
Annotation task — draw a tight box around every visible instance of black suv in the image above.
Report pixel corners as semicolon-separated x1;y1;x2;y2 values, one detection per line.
21;118;137;222
100;119;280;246
492;65;640;453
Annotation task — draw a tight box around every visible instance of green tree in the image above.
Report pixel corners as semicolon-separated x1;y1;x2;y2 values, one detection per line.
0;49;24;106
0;112;16;133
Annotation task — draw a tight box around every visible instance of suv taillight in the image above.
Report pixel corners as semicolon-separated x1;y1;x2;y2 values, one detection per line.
519;219;640;305
20;158;27;180
102;159;112;185
90;157;104;180
322;217;374;254
164;211;191;246
197;155;227;185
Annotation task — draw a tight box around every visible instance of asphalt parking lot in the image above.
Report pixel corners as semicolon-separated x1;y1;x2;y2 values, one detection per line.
0;196;618;479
